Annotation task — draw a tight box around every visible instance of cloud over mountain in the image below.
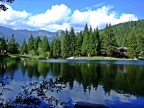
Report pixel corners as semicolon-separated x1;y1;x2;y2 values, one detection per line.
0;4;29;29
0;4;138;32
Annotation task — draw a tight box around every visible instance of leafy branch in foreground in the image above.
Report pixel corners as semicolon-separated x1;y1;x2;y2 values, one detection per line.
0;0;14;11
0;78;68;108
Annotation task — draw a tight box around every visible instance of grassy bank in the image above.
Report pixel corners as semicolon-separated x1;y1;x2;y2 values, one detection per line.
2;54;21;61
76;56;137;61
2;54;144;62
3;54;47;61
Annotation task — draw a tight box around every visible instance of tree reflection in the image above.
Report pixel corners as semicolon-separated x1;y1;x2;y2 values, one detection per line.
0;61;144;107
0;78;68;107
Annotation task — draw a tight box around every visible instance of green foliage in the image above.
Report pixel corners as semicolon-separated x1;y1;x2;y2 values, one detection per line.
128;29;144;58
0;37;7;54
136;35;144;56
40;52;50;59
34;35;41;51
27;34;34;54
60;25;100;58
101;24;117;56
51;36;61;58
95;27;101;56
89;26;98;56
40;36;50;53
60;31;65;58
20;39;27;54
81;24;89;56
2;19;144;59
29;50;37;56
127;32;137;58
69;27;76;56
7;34;19;54
61;28;78;58
112;20;144;47
75;32;83;56
61;29;70;58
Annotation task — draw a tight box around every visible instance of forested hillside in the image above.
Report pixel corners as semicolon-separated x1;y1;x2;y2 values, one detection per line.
111;19;144;58
111;19;144;47
0;19;144;59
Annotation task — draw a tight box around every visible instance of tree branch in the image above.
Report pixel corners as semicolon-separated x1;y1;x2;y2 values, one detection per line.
0;0;15;11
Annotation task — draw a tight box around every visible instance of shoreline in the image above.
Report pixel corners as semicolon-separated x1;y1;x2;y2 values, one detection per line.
66;56;139;61
1;54;144;62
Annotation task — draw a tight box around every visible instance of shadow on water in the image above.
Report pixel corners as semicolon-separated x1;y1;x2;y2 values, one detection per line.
0;60;144;107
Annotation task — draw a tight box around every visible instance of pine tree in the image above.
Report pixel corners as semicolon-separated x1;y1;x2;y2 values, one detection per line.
7;34;19;54
60;31;65;58
101;24;117;56
69;27;76;56
75;31;83;56
20;39;27;54
51;37;61;58
95;27;101;56
27;34;34;53
128;30;138;58
0;37;7;54
89;26;98;56
41;36;50;53
34;35;41;52
137;35;144;57
81;24;89;56
62;29;70;58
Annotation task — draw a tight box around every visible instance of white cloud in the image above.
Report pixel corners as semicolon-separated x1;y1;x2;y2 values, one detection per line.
118;14;138;22
69;6;138;31
27;4;71;29
0;4;138;32
0;4;29;27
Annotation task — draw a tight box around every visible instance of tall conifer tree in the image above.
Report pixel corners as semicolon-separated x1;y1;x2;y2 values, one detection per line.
27;34;34;53
82;24;89;56
21;39;27;54
69;27;76;56
75;31;83;56
34;35;41;51
95;27;101;56
62;29;70;58
8;34;19;54
41;36;50;53
101;24;117;56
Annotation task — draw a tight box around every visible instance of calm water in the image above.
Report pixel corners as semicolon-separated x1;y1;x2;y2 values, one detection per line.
0;60;144;108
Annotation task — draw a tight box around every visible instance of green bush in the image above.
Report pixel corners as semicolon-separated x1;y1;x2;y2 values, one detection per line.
29;50;37;56
40;52;50;59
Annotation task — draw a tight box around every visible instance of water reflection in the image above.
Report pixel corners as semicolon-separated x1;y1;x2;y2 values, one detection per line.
0;60;144;107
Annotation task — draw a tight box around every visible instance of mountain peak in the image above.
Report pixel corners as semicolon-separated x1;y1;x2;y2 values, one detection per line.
0;25;58;43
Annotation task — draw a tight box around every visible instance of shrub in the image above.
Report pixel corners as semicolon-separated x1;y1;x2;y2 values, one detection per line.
40;52;50;59
29;50;37;56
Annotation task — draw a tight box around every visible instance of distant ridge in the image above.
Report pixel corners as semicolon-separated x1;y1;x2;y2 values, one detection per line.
0;26;63;43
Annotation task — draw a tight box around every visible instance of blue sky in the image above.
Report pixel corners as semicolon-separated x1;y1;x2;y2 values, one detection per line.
11;0;144;17
0;0;143;32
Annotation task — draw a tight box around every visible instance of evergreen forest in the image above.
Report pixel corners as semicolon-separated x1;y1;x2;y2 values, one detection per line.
0;19;144;59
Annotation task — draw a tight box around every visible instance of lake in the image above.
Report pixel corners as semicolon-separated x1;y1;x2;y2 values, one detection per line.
0;60;144;108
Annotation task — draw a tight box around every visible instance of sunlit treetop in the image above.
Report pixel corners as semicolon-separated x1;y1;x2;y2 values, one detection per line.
0;0;14;11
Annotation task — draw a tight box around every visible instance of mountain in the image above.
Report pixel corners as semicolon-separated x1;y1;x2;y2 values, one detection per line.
0;26;62;43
